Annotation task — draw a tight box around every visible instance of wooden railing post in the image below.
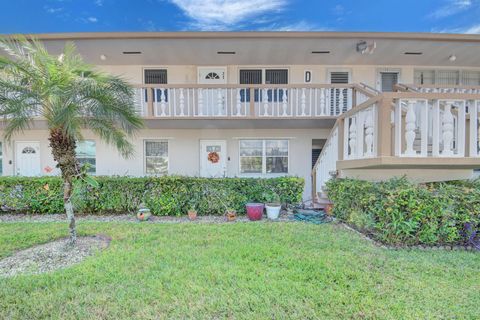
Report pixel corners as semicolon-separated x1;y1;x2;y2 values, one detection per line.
376;96;393;157
337;119;344;161
249;87;255;117
146;88;154;117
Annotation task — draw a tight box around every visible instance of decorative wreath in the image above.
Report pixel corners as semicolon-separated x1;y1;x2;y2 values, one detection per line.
208;151;220;163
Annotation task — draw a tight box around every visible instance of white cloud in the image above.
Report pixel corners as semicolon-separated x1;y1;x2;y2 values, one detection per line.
169;0;287;30
428;0;472;19
44;7;63;14
262;20;330;32
95;0;104;6
432;23;480;34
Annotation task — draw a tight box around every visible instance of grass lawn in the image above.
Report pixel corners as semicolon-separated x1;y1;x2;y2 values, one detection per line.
0;221;479;319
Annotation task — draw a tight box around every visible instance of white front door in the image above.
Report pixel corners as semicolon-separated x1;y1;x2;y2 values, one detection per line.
198;67;227;116
16;142;41;176
200;140;227;177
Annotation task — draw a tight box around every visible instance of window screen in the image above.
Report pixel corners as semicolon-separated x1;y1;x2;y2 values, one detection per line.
380;72;398;92
265;69;288;84
239;70;262;84
436;70;459;85
414;70;435;85
329;72;349;113
76;140;96;174
461;71;480;86
145;140;168;175
144;69;168;84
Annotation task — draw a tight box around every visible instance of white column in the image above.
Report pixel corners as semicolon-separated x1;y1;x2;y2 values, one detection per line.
441;102;454;156
236;89;242;116
179;88;185;116
198;88;204;116
404;100;417;156
217;89;223;116
320;88;326;116
348;117;357;158
364;108;374;156
263;89;269;116
159;89;167;116
300;88;307;116
281;89;288;116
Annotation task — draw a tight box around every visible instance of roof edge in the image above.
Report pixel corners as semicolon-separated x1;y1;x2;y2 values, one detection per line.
1;31;480;42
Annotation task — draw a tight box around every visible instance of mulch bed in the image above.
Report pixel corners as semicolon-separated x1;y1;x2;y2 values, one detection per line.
0;235;110;278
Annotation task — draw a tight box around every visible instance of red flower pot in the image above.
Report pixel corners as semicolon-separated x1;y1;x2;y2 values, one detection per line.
246;203;264;221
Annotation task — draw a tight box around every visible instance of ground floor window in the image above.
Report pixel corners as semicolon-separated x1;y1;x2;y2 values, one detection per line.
239;139;288;174
145;140;168;175
76;140;96;174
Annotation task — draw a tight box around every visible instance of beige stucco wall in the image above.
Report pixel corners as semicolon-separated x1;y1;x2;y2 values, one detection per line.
96;64;480;89
0;128;330;199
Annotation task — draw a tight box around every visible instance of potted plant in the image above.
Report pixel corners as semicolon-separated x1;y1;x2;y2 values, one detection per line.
245;202;264;221
263;190;282;220
225;207;237;222
137;204;152;221
187;204;198;221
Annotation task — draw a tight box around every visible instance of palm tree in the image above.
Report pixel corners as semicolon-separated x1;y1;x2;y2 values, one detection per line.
0;37;143;245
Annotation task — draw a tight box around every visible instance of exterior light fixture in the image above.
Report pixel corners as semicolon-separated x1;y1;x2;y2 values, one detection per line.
449;55;457;62
100;54;107;61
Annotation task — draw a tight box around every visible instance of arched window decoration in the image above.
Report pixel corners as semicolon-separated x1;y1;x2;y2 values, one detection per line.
22;146;36;154
205;72;220;80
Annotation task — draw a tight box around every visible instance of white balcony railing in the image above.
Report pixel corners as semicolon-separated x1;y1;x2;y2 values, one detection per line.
134;84;376;118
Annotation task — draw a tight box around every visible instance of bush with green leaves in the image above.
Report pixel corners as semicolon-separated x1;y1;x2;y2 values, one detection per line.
326;177;480;245
0;176;304;216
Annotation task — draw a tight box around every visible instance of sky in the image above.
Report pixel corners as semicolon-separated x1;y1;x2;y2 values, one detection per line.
0;0;479;34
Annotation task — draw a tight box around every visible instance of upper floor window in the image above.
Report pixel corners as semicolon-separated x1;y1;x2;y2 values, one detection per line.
414;69;480;86
144;69;168;84
240;139;288;175
76;140;96;174
145;140;168;175
329;71;350;84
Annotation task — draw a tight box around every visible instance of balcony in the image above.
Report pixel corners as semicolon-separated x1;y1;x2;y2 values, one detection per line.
133;84;377;119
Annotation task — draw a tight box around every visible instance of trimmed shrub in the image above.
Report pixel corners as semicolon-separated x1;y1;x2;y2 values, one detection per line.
326;177;480;245
0;176;304;215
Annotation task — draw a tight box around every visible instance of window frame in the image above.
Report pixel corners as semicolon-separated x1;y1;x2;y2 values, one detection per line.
144;139;169;175
142;67;168;85
414;68;480;86
76;140;96;175
238;67;290;85
238;139;289;176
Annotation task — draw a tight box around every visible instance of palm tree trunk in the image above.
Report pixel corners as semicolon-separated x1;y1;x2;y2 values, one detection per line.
49;128;79;246
64;179;76;245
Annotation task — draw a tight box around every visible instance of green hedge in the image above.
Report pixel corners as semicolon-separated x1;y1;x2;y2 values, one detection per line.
0;176;304;215
326;178;480;245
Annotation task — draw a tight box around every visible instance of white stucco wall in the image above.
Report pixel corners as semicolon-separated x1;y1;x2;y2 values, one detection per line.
0;128;329;199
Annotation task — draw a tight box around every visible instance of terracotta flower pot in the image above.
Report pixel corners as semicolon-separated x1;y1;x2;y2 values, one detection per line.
246;203;264;221
325;203;334;215
226;210;236;222
188;209;198;221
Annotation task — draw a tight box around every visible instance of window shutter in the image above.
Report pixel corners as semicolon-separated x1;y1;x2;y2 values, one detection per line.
265;69;288;84
239;70;262;84
436;70;459;85
414;70;435;85
330;72;349;84
144;69;168;84
380;72;398;92
461;71;480;85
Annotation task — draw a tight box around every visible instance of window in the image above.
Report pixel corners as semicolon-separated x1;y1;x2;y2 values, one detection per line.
380;72;399;92
414;69;480;85
240;139;288;175
205;72;220;80
0;142;2;176
145;140;168;175
239;69;288;102
329;71;350;113
144;69;168;84
329;71;350;84
76;140;96;174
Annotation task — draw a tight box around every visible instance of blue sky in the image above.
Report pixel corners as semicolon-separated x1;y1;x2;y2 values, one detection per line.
1;0;479;34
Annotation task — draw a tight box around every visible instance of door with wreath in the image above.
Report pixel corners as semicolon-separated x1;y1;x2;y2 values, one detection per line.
199;140;227;177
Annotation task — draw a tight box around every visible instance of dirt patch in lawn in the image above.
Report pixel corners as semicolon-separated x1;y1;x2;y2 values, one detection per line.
0;235;110;278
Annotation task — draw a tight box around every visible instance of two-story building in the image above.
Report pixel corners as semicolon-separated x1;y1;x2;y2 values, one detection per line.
1;32;480;199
